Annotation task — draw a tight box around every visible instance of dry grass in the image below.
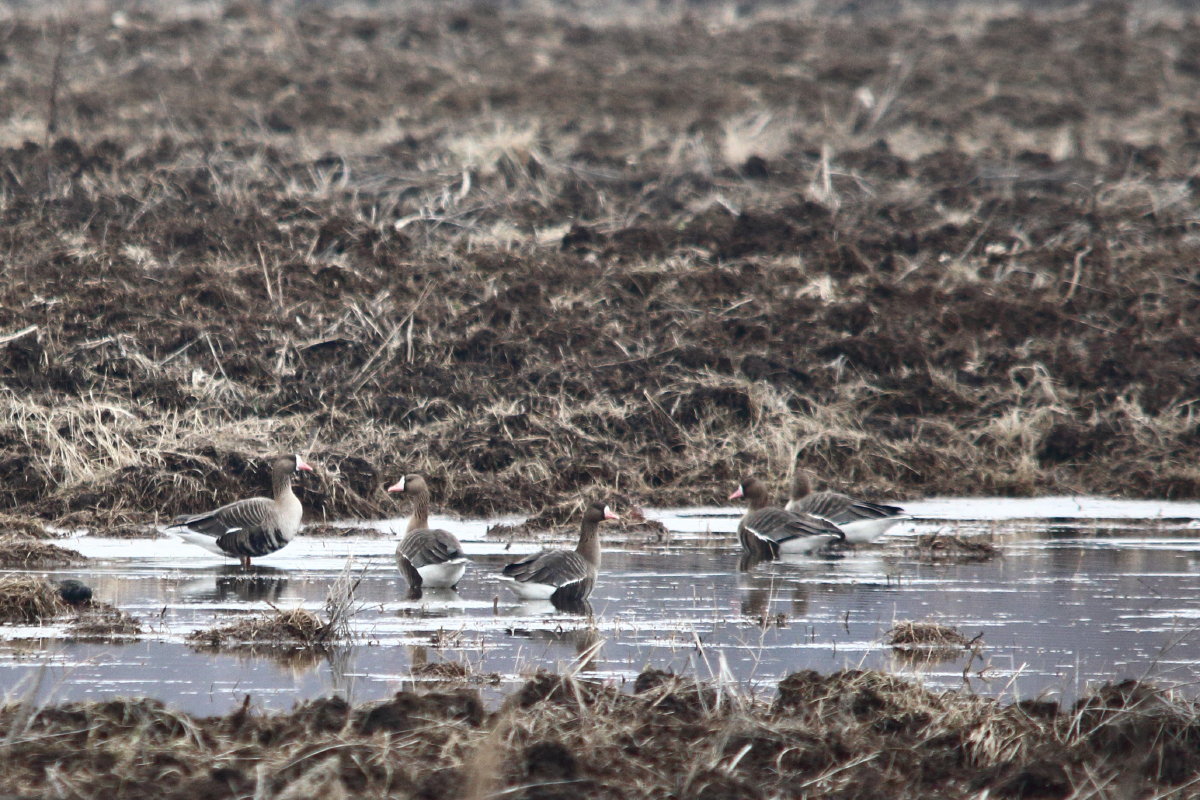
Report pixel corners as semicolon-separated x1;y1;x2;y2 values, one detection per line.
0;0;1197;531
0;668;1192;798
67;603;142;641
188;564;361;651
0;536;86;569
911;531;1001;564
0;575;67;623
0;514;49;539
886;620;973;649
186;608;328;648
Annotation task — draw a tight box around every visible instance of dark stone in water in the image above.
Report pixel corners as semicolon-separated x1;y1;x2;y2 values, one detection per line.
56;579;92;606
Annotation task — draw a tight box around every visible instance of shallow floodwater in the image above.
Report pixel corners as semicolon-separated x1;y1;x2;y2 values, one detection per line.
5;497;1200;714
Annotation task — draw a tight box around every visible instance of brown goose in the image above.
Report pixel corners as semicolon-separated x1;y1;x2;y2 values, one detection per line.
168;454;312;567
786;469;907;544
729;477;844;558
387;474;468;591
500;502;619;605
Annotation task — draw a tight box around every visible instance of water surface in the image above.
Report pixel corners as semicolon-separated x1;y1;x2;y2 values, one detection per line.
4;497;1200;714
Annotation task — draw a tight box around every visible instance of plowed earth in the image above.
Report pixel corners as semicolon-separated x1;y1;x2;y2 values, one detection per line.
0;1;1197;529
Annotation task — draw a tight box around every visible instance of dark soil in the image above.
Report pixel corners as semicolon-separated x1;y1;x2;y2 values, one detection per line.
0;668;1195;799
1;1;1199;528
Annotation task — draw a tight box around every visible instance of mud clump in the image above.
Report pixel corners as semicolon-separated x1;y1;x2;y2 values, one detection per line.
67;603;142;641
0;536;87;568
912;532;1001;564
885;621;973;649
885;621;979;663
187;607;329;648
351;689;485;735
0;669;1191;799
0;575;68;623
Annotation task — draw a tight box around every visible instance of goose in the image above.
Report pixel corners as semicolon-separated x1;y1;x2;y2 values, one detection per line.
167;454;312;567
387;474;469;592
729;477;844;558
499;502;618;605
785;469;908;544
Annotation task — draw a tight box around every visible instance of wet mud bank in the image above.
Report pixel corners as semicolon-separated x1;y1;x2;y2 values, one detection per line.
1;670;1195;799
0;1;1198;531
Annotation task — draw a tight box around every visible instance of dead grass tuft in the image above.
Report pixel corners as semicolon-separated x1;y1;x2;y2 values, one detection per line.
911;531;1001;564
189;567;361;657
885;620;972;649
67;603;142;641
186;608;328;648
0;514;50;538
0;536;86;569
0;575;68;623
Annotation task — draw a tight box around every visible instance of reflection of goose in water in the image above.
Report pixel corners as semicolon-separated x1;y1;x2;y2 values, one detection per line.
183;565;290;603
394;586;467;620
737;571;810;619
505;597;594;617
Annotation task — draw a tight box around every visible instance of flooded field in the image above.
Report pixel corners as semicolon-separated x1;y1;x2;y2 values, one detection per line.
4;498;1200;715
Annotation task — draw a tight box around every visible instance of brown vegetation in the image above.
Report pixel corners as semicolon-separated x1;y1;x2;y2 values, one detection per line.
0;536;86;569
885;620;976;655
912;531;1002;563
0;669;1194;798
0;575;68;623
188;566;361;653
187;607;328;648
0;1;1198;531
0;514;50;539
67;603;142;641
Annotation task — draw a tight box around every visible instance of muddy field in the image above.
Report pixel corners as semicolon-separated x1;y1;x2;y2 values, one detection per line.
0;0;1198;530
1;669;1196;799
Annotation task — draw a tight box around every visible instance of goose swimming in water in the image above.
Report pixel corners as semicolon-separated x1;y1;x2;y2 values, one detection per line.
499;502;618;605
785;468;907;544
388;474;469;593
730;477;844;558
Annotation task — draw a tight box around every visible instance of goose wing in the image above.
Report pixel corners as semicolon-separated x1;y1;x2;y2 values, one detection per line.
743;507;845;546
400;528;466;568
791;491;903;524
502;549;590;588
169;497;275;539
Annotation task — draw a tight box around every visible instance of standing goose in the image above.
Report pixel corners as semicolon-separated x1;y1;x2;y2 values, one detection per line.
786;469;908;544
168;454;312;567
730;477;844;558
499;502;619;605
387;474;468;592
